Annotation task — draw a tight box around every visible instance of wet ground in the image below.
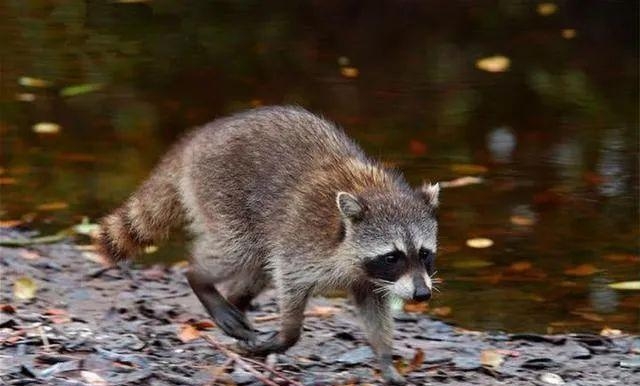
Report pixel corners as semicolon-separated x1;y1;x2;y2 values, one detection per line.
1;229;638;386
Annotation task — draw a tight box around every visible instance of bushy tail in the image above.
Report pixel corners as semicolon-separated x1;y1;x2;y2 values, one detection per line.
97;154;183;263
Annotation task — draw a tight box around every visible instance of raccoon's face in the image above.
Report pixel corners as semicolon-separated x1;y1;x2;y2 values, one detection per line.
337;183;439;301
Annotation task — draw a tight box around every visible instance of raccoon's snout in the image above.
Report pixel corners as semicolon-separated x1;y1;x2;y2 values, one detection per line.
412;280;431;302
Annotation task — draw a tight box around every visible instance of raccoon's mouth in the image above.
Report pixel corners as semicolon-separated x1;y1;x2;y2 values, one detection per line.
389;273;432;301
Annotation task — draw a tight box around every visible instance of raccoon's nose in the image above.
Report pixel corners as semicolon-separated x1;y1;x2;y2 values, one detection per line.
413;286;431;302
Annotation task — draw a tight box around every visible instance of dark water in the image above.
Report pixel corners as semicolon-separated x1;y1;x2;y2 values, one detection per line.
1;1;638;333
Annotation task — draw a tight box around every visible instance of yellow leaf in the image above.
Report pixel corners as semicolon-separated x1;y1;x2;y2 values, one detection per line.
439;176;484;188
14;276;37;300
18;76;51;88
450;164;489;174
33;122;61;134
608;281;640;291
16;93;36;102
340;67;359;78
178;324;201;342
480;349;504;369
36;202;69;211
475;55;510;73
561;29;577;39
537;3;558;16
466;238;494;248
564;264;599;277
452;259;494;269
600;327;622;337
432;306;452;317
144;245;158;254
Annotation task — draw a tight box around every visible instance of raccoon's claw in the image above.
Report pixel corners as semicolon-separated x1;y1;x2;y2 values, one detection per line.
212;305;256;342
237;330;292;356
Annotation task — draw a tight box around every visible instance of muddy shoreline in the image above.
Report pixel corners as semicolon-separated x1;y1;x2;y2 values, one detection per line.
1;230;638;385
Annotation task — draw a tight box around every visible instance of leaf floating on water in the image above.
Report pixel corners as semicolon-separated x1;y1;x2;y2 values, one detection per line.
13;276;37;300
81;371;108;386
561;29;577;39
16;93;36;102
508;261;533;272
403;301;429;313
60;83;103;97
18;76;51;88
600;327;622;337
432;306;452;317
452;259;494;269
475;55;510;73
340;67;359;78
37;201;69;211
33;122;61;134
450;164;489;174
73;217;101;236
564;264;599;277
178;324;201;343
537;3;558;16
608;281;640;291
480;349;504;369
144;245;158;254
440;176;483;188
466;238;494;248
510;215;536;226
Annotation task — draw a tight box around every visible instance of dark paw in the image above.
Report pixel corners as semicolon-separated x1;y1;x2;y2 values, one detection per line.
212;305;256;342
237;331;292;357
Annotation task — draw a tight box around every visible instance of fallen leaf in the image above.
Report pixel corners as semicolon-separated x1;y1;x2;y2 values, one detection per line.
16;93;36;102
480;349;504;369
561;29;577;39
178;324;201;342
604;253;640;263
564;264;599;277
510;215;536;226
401;348;424;375
73;217;100;236
13;276;37;300
508;261;532;272
439;176;483;188
475;55;510;73
81;371;108;386
60;83;103;97
0;220;23;228
340;67;359;78
451;164;489;174
33;122;61;134
0;177;17;185
431;306;452;317
537;3;558;16
1;304;16;314
600;327;622;337
608;281;640;291
37;201;68;211
19;76;51;88
452;259;494;269
466;238;494;248
403;301;429;313
192;319;216;330
408;140;427;156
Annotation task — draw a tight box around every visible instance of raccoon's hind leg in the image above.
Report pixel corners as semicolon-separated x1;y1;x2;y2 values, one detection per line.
186;267;256;342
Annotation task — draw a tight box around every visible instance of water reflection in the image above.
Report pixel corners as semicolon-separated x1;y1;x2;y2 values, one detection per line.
0;1;637;333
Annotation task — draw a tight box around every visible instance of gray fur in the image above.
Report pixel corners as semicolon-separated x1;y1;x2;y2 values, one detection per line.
98;106;439;385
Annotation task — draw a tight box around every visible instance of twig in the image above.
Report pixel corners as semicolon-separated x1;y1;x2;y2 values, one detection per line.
254;308;338;323
201;334;303;386
39;326;50;351
0;233;67;247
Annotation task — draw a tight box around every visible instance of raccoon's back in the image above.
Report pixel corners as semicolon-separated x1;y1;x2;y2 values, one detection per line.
182;106;366;224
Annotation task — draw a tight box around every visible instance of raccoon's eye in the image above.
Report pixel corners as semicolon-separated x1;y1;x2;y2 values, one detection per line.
419;248;434;262
382;251;402;264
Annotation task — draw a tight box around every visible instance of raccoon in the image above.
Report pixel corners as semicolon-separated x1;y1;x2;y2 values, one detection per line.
98;106;439;385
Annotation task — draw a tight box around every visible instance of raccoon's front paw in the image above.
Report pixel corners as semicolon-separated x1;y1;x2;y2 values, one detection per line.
237;330;295;357
212;306;256;342
381;365;406;385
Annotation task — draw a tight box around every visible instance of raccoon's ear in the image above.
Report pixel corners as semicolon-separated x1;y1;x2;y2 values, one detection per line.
420;182;440;208
336;192;365;220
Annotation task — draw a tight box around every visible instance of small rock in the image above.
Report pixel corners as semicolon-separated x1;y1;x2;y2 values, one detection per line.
619;357;640;369
336;346;374;365
540;372;565;385
453;355;481;370
230;365;255;385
